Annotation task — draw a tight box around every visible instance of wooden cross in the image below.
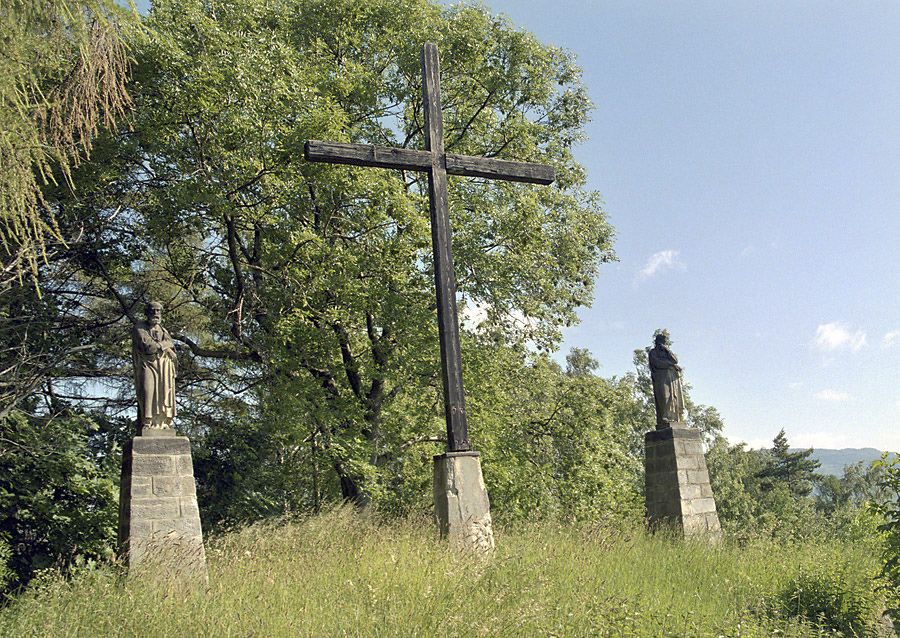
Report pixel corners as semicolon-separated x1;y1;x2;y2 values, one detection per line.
305;43;555;452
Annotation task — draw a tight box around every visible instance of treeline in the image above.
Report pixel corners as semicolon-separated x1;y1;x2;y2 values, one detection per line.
1;0;898;607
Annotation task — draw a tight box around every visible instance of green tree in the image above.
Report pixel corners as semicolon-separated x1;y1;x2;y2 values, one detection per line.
0;407;122;593
469;343;641;523
706;435;767;534
43;0;614;516
707;430;847;539
757;428;820;499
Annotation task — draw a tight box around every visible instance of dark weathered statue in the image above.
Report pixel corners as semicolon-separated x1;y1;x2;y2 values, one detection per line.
132;301;177;431
648;333;684;429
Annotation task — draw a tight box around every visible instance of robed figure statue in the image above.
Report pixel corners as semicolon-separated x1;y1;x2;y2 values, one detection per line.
132;301;177;431
648;333;685;429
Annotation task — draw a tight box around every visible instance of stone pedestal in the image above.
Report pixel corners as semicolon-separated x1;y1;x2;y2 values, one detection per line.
645;426;722;540
118;432;207;579
433;451;494;551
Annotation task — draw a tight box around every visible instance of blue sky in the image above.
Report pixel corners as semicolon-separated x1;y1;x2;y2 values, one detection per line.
468;0;900;451
133;1;900;451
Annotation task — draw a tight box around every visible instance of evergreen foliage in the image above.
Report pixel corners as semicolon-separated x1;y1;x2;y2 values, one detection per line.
758;429;821;498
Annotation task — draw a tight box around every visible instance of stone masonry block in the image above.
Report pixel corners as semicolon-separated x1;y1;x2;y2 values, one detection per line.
132;436;192;456
692;498;717;514
180;497;200;519
647;457;677;474
175;454;195;477
132;455;175;476
645;429;674;445
152;476;185;497
661;502;682;517
673;428;701;440
675;454;701;470
682;516;704;534
152;517;202;537
673;439;697;456
645;442;666;460
687;470;708;484
129;519;153;539
131;498;181;521
131;476;153;498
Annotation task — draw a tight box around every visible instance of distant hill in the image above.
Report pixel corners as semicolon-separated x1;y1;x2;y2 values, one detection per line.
794;448;885;476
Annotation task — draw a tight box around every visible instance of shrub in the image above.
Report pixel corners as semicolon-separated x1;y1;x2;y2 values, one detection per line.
773;567;879;636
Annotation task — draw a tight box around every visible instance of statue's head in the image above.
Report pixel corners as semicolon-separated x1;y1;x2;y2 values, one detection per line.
145;301;163;325
654;333;667;345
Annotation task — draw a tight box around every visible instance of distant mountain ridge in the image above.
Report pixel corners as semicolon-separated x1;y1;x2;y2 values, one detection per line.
793;448;885;476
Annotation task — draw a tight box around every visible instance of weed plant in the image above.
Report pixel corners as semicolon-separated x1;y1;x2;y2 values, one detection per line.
0;506;887;637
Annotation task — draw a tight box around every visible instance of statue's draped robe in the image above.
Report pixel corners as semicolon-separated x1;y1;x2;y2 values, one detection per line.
132;321;176;426
649;344;684;428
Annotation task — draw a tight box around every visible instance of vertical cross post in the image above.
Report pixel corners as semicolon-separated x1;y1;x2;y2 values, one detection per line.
421;43;470;452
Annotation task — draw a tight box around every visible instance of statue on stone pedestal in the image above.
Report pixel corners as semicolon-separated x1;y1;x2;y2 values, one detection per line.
132;301;177;431
648;333;684;429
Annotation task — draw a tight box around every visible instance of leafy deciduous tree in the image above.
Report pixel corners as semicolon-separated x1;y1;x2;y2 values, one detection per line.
86;0;615;509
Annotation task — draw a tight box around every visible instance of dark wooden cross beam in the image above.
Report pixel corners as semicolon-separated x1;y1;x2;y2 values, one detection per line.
305;42;555;452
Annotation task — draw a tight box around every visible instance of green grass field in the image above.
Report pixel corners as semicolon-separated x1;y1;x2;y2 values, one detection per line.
0;507;890;637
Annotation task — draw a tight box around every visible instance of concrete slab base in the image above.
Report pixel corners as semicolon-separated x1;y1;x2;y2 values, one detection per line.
645;426;722;541
118;435;208;580
433;451;494;552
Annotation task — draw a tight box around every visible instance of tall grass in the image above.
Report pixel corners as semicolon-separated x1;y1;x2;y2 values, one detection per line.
0;507;887;637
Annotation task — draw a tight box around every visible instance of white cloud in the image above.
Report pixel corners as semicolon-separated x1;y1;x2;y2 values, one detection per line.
883;331;900;348
635;250;686;283
814;389;852;402
788;381;804;389
812;322;867;353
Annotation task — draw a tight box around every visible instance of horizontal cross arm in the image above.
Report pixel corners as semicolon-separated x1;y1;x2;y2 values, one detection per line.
445;155;555;185
305;140;555;186
305;141;432;171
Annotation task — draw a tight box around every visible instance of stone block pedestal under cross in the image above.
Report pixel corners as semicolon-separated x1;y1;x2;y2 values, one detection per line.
645;426;722;540
118;433;207;579
433;452;494;551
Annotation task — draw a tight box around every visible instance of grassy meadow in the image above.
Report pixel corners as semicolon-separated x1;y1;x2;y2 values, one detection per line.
0;507;891;637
